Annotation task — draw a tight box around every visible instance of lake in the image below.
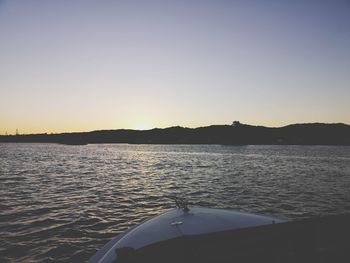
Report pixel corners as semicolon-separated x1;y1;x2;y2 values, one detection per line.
1;143;350;262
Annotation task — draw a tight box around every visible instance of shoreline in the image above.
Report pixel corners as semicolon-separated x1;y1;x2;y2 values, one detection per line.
1;123;349;145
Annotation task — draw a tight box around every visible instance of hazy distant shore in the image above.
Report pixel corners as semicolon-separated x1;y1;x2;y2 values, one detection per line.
1;123;349;145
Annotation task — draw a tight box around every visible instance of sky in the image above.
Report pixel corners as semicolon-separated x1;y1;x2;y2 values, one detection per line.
1;0;349;134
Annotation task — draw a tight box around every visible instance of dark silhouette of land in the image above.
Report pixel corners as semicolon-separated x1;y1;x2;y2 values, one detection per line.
1;122;349;145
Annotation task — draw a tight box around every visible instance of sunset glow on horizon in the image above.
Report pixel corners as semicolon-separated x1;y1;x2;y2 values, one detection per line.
1;0;350;135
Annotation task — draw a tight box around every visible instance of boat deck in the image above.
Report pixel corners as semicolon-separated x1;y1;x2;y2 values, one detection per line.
113;213;350;263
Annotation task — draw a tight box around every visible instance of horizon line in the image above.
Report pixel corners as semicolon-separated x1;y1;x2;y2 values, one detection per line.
1;121;349;136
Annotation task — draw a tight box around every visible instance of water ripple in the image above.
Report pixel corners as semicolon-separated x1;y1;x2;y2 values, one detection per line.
0;143;350;262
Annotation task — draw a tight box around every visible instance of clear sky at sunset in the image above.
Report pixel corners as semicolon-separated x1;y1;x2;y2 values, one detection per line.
1;0;349;134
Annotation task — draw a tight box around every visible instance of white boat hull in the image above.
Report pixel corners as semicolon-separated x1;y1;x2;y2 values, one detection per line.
89;207;287;263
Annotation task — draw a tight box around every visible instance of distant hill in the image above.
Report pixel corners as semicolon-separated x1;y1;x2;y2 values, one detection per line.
1;123;349;145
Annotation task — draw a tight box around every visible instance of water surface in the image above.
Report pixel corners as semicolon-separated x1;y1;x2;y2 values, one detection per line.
1;143;350;262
